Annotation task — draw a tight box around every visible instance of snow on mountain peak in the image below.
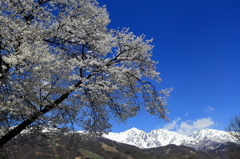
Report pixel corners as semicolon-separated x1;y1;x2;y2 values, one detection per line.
103;127;237;149
124;127;146;133
104;127;149;148
188;128;236;143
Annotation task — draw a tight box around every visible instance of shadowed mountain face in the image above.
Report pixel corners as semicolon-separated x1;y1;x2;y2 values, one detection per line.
0;132;239;159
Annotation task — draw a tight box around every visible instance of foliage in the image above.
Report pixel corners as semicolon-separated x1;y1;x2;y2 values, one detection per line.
225;114;240;158
226;114;240;143
0;0;172;147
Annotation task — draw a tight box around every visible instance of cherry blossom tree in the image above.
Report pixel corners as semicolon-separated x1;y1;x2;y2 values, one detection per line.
0;0;171;147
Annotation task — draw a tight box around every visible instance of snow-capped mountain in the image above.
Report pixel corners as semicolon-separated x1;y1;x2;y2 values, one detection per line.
103;127;237;150
188;128;236;143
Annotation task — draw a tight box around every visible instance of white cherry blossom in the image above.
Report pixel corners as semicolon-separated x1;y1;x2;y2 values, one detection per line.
0;0;172;147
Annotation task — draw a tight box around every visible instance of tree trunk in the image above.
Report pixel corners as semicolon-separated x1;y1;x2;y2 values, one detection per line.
0;92;70;147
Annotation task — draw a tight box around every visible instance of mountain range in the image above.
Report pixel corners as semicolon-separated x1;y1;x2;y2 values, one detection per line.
102;127;237;150
1;127;239;158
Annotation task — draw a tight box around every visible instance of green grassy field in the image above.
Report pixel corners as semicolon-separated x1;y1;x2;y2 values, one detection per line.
79;148;103;159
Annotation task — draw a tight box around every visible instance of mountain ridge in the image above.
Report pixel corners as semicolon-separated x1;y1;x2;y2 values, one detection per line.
1;127;239;158
102;127;237;150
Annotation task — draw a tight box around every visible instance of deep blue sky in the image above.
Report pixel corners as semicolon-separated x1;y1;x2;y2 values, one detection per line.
97;0;240;134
